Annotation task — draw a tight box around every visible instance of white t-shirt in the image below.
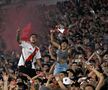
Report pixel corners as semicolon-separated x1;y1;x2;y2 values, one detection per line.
18;41;41;69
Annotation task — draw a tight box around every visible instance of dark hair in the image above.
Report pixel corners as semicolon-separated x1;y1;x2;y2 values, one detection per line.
44;55;50;58
41;79;48;85
60;71;68;77
72;62;77;64
60;39;68;45
71;82;80;87
42;64;50;68
35;78;42;82
8;77;16;82
30;34;38;38
89;60;96;64
75;68;83;76
66;69;75;76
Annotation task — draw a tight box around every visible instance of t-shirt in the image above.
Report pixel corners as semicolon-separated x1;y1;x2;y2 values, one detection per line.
56;49;68;64
18;41;41;69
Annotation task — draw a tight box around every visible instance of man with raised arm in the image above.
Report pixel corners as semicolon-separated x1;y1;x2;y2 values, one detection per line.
16;28;42;77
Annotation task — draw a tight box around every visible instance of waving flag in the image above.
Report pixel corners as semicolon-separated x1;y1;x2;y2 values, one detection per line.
21;23;32;41
57;24;68;34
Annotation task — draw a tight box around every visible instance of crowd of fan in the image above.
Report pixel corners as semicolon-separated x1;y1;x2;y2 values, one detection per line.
0;0;108;90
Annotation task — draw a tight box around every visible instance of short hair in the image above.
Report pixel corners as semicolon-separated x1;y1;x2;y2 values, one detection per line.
44;55;50;58
60;39;68;45
30;33;38;38
66;69;75;76
60;71;68;77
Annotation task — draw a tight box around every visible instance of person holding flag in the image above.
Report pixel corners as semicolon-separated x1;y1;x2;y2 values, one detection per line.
50;29;71;75
16;23;42;77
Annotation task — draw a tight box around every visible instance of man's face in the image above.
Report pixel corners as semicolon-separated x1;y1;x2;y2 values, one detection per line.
71;63;78;71
10;79;17;87
43;65;49;71
30;35;37;44
44;57;49;63
59;73;65;80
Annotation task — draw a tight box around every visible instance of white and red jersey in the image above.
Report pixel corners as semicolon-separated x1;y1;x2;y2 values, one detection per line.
18;41;41;69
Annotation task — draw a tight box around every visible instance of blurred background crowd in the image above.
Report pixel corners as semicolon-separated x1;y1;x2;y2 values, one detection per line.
0;0;108;90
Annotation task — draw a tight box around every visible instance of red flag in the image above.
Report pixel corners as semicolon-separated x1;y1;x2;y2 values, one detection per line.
21;23;32;41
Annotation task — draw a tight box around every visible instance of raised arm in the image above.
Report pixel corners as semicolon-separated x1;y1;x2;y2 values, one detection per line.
88;51;102;64
16;28;21;44
48;45;56;60
46;74;53;88
21;73;32;80
32;72;44;80
91;68;104;90
2;72;9;90
48;63;56;74
50;30;60;49
95;51;102;64
55;76;68;90
88;52;95;61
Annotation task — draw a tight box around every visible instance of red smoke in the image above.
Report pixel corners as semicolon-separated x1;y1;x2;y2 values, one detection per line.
2;3;46;51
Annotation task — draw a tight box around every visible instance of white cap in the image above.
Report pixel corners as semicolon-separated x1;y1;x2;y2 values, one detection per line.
63;77;72;85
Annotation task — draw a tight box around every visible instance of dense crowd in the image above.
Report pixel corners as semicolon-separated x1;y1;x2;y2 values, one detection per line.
0;0;108;90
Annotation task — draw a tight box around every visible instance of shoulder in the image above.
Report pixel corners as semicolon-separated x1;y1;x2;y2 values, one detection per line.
21;41;30;45
19;41;30;47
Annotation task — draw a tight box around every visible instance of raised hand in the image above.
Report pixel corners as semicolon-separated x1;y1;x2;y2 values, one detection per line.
55;75;61;82
17;27;21;32
2;72;9;81
50;29;56;33
47;74;54;79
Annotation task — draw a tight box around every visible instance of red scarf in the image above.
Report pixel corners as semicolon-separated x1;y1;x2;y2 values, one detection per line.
26;47;39;61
